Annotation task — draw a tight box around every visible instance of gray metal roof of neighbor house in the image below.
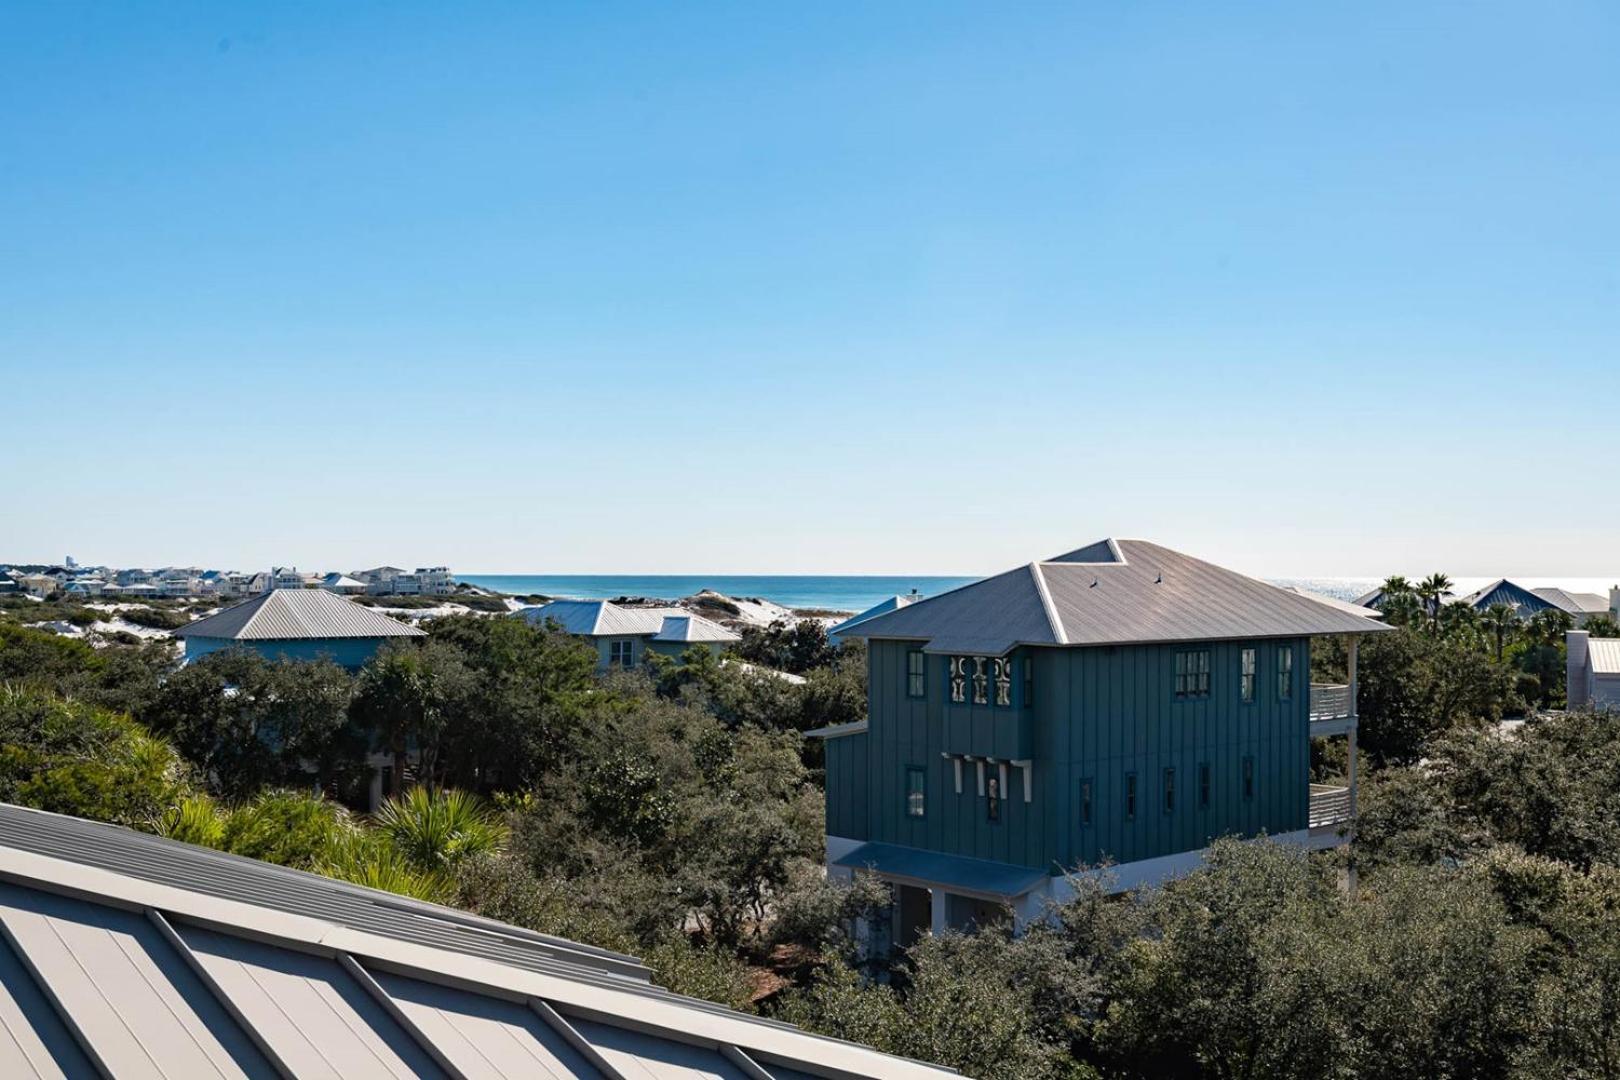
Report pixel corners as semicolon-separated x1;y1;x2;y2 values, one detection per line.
1590;639;1620;675
826;595;920;641
1533;587;1610;615
174;589;426;641
0;803;954;1079
520;600;739;643
842;539;1392;655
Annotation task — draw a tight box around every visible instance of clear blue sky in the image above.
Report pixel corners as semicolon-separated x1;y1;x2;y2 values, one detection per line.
4;2;1617;578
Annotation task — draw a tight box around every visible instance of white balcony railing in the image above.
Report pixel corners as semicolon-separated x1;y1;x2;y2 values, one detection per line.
1309;784;1352;828
1309;683;1353;723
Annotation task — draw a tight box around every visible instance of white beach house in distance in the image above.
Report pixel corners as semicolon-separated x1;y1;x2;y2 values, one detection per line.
0;802;953;1079
518;599;739;671
174;588;424;669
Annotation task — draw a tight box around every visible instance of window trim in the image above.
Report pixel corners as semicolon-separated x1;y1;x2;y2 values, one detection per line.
609;639;634;668
1174;649;1211;699
905;765;927;818
986;772;1001;823
1240;647;1256;704
1277;646;1294;701
905;650;927;699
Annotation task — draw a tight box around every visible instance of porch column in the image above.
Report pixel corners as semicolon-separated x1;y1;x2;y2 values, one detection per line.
930;889;948;936
1347;726;1358;819
1347;636;1359;720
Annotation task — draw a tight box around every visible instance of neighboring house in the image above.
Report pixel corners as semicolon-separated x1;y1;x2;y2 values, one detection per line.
416;565;456;595
0;802;952;1080
321;572;370;594
18;574;58;598
1569;631;1620;711
355;566;406;594
270;566;306;591
519;599;740;670
813;538;1389;943
63;578;106;597
827;592;923;647
1530;586;1611;625
1280;585;1385;619
174;588;425;669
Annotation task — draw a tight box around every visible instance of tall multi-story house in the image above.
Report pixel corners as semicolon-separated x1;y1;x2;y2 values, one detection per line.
815;539;1388;943
415;566;456;596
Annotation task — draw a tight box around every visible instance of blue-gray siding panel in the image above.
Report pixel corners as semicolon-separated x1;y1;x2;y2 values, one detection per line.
833;639;1311;872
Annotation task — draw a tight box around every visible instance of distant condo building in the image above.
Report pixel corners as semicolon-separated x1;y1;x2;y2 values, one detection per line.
813;538;1390;944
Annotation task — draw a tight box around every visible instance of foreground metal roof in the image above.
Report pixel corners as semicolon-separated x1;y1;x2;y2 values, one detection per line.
174;590;426;641
0;804;953;1079
845;539;1392;655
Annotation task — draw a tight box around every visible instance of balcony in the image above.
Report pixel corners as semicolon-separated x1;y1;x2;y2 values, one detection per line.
1309;683;1356;736
1309;784;1352;829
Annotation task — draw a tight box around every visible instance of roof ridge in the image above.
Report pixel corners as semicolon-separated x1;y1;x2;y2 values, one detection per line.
1027;562;1068;645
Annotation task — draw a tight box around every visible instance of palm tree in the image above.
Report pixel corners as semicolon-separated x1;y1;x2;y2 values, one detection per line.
374;787;508;872
1481;602;1517;661
1416;573;1454;630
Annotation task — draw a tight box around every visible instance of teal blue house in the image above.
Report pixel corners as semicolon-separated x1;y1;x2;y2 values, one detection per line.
174;588;424;670
814;539;1388;942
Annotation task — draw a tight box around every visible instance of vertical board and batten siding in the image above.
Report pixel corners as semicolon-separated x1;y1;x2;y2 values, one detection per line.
837;638;1311;872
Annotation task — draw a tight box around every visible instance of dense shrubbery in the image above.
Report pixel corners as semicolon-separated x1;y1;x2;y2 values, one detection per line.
8;581;1620;1077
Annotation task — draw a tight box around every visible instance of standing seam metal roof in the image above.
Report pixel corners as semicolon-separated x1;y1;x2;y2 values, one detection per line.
519;601;739;644
174;590;426;641
0;804;955;1079
843;539;1391;654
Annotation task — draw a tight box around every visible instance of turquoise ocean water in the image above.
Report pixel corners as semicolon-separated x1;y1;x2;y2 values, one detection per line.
458;574;1401;612
458;574;979;612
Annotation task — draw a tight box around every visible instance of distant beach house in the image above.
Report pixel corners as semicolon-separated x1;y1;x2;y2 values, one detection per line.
827;592;924;647
174;588;424;669
518;599;739;671
1569;631;1620;711
321;572;369;595
1453;579;1610;624
18;574;58;598
812;538;1389;943
354;566;456;596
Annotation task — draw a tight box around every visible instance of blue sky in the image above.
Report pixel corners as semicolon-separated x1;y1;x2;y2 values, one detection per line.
4;2;1617;577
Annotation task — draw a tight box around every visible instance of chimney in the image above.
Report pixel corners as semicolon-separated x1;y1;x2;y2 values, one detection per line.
1611;585;1619;617
1568;630;1591;710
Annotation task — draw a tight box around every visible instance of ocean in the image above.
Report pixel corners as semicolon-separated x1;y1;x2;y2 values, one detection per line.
458;574;978;613
459;573;1615;613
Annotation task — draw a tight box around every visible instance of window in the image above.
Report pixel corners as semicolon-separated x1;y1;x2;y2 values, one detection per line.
971;657;989;705
1023;657;1034;708
906;766;926;818
992;657;1013;706
1125;773;1137;821
1242;756;1255;801
1174;650;1210;698
1240;648;1256;703
949;656;967;703
1277;646;1294;701
1163;768;1176;814
609;640;634;668
1079;778;1094;827
906;651;927;698
1199;763;1211;809
986;774;1001;822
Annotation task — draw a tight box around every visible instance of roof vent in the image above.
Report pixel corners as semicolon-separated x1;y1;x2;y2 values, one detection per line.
1090;577;1099;588
1155;572;1163;584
